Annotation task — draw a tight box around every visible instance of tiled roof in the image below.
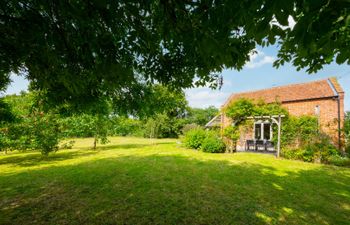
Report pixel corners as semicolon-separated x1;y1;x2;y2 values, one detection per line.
223;78;342;107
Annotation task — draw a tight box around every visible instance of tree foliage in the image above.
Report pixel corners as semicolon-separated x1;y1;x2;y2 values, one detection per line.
0;99;15;124
0;86;189;153
1;1;349;104
186;106;219;126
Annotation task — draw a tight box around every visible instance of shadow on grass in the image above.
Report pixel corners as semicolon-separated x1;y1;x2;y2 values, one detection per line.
0;153;349;224
96;143;154;151
0;142;172;167
77;142;174;151
0;150;99;167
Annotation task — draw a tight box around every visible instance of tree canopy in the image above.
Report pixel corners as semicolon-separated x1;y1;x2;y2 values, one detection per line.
1;1;349;105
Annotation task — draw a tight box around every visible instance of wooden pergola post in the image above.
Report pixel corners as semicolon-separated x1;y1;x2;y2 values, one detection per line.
277;115;281;158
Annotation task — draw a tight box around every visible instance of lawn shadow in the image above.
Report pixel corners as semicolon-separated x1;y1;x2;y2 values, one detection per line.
96;143;153;151
0;153;349;224
0;142;174;168
0;150;98;167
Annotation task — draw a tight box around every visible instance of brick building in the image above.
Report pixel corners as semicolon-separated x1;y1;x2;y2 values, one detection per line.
219;78;345;150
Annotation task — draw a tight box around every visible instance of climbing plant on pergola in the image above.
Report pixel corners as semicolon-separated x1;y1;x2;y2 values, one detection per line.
247;115;285;158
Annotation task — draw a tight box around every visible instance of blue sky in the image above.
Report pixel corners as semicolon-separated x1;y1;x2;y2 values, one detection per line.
3;45;350;111
185;46;350;111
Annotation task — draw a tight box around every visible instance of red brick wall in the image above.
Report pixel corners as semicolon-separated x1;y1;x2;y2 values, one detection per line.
283;97;343;144
221;96;344;147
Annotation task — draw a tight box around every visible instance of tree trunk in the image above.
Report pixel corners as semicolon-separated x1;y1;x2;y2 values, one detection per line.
93;137;97;150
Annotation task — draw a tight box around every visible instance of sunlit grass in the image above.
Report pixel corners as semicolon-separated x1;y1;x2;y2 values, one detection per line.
0;137;349;224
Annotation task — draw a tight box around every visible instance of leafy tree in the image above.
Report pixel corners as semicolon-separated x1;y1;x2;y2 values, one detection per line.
1;92;63;155
0;98;15;153
144;113;187;138
59;97;112;149
223;126;240;152
28;111;61;156
186;106;219;126
0;98;16;124
2;92;34;118
109;116;143;137
141;86;189;138
1;1;349;105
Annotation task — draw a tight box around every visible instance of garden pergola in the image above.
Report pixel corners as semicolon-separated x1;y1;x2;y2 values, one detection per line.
246;115;285;158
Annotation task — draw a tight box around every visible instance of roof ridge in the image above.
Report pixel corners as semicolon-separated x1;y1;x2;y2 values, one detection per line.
222;78;333;108
233;78;328;96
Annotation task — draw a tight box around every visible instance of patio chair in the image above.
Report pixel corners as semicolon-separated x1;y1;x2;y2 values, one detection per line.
265;140;275;152
255;140;265;151
246;140;255;151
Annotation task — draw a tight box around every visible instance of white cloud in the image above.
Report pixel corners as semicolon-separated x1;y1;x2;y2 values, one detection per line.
245;50;275;69
185;88;230;108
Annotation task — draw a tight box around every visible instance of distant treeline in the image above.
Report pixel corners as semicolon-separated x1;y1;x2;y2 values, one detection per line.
0;90;218;155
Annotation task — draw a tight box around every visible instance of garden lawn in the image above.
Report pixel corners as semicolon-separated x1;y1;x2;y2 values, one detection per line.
0;137;350;225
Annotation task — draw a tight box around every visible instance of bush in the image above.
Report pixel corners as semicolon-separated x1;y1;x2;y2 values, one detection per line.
346;144;350;156
282;135;339;163
182;123;201;134
59;140;75;149
328;155;350;167
30;112;61;156
281;147;303;160
183;129;225;153
201;135;226;153
183;128;206;149
110;117;144;137
304;136;339;163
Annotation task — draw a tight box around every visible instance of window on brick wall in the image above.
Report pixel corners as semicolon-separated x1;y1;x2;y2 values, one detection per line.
254;121;272;140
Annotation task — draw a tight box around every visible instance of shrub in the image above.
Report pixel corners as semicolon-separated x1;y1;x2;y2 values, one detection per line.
304;136;339;163
183;128;206;149
30;112;61;156
282;135;339;163
59;140;75;149
281;147;304;160
201;135;226;153
328;155;350;167
346;144;350;156
110;117;143;137
345;111;350;155
182;123;201;134
0;128;12;153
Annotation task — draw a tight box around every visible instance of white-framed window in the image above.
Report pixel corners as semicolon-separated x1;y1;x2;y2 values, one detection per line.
254;120;272;140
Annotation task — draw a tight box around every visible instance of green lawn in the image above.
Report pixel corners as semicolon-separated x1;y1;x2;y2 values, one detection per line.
0;137;349;225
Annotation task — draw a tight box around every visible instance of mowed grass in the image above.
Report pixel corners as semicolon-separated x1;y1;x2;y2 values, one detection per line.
0;137;350;225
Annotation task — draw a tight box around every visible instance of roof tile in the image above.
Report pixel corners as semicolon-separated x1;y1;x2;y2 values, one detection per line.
223;78;341;107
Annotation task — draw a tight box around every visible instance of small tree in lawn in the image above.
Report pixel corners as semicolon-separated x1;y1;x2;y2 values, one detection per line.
223;126;240;152
83;98;111;149
91;114;110;149
30;111;61;156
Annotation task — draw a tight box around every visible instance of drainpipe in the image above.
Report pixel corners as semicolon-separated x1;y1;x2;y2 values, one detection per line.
328;79;342;151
